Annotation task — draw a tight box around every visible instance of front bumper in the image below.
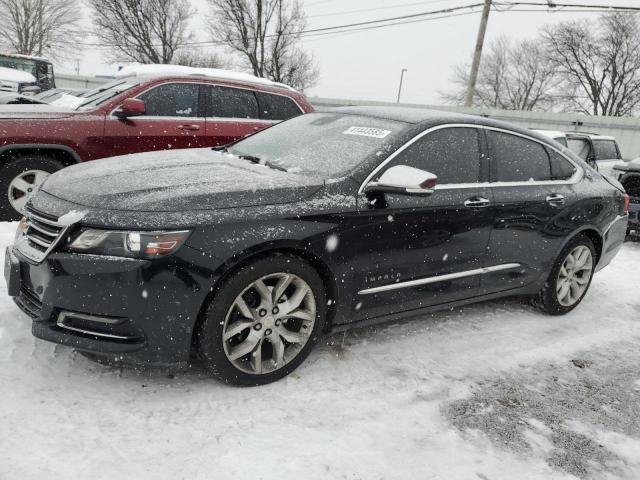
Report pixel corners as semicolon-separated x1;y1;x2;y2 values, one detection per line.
7;244;218;367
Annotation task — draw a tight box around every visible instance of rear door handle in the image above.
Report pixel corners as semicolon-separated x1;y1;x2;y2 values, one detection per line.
178;124;201;131
464;196;491;208
546;193;565;206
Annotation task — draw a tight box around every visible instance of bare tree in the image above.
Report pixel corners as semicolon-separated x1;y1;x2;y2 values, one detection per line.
0;0;80;57
173;48;229;69
89;0;194;64
206;0;319;90
442;36;558;111
543;13;640;116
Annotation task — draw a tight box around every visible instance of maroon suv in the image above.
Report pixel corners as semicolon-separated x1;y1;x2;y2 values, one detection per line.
0;71;314;219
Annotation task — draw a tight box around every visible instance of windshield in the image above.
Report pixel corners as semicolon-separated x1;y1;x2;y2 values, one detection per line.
228;113;407;176
75;79;140;110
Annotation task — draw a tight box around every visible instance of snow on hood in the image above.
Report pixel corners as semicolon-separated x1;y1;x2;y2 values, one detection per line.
0;103;75;118
41;148;324;212
0;66;36;84
49;93;85;109
116;64;296;91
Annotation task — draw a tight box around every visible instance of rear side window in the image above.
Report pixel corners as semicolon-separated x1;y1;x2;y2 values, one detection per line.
209;86;259;119
488;131;551;182
138;83;200;117
388;127;481;184
593;140;619;160
256;92;302;121
548;148;577;180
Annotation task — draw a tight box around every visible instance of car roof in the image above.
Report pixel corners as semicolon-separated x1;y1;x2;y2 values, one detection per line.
566;132;616;141
327;106;561;146
114;64;297;92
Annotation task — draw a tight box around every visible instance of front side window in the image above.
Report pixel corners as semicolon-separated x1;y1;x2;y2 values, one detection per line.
385;127;481;184
593;140;619;160
488;131;551;182
138;83;200;117
209;86;259;119
256;91;303;121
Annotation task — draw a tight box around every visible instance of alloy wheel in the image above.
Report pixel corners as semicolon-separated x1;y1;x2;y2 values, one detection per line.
8;169;50;214
556;245;593;307
222;272;316;375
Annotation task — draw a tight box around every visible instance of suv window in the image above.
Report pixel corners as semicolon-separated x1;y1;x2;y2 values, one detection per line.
547;148;577;180
567;138;591;160
138;83;200;117
209;85;259;119
387;127;481;184
593;140;619;160
488;131;551;182
256;91;302;121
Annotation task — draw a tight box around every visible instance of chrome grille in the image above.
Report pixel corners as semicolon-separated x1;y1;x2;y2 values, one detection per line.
24;207;64;253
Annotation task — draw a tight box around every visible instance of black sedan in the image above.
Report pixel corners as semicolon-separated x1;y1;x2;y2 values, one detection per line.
6;107;629;385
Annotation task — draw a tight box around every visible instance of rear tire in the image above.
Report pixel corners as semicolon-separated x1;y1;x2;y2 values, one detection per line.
195;254;326;386
535;234;596;315
0;155;65;221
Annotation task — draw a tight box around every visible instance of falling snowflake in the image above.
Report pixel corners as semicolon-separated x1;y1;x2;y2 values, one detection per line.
387;215;394;222
142;290;148;299
326;234;339;252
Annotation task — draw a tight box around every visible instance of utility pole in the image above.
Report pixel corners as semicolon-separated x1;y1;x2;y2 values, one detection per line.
397;68;407;103
464;0;492;107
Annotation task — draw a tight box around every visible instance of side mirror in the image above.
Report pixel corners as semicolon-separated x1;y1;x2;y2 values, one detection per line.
114;98;146;119
365;165;437;196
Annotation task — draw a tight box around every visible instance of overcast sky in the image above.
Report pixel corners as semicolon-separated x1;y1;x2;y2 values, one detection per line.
60;0;637;105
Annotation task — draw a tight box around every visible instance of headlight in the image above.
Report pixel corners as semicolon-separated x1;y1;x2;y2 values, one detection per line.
67;229;190;259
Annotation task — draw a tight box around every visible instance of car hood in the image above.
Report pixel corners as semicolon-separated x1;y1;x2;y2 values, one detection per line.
41;148;325;212
0;104;76;119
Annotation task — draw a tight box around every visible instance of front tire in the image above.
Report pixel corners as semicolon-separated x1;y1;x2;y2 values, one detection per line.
0;155;65;220
535;234;596;315
196;254;326;386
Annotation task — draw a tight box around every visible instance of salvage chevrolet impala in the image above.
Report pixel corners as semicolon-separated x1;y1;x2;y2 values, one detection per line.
5;107;629;385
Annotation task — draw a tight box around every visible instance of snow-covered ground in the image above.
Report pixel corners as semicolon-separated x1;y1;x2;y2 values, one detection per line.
1;221;639;480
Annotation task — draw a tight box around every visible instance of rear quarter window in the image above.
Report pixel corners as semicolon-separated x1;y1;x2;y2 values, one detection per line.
256;91;303;121
488;131;551;182
547;148;577;180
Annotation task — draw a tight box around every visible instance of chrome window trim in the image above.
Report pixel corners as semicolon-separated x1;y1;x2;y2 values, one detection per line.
109;80;304;120
357;263;522;295
358;123;583;195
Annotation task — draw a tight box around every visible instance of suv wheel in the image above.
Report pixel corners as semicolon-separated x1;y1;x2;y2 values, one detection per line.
196;254;326;386
0;155;65;220
535;235;596;315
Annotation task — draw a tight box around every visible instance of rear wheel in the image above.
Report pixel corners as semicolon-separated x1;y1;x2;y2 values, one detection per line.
535;235;596;315
195;254;326;386
0;155;65;220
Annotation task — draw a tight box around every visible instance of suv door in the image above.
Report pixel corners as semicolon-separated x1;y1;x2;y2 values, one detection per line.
352;126;494;321
104;82;206;157
482;129;580;294
204;85;272;147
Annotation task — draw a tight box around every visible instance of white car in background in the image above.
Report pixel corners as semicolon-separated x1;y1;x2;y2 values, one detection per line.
534;129;568;147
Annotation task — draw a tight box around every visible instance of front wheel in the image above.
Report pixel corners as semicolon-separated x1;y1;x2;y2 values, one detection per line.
195;254;326;386
535;235;596;315
0;155;65;220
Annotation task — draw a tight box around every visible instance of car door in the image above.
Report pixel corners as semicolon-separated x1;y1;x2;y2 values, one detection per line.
104;82;206;157
482;129;581;294
204;85;273;147
351;126;493;321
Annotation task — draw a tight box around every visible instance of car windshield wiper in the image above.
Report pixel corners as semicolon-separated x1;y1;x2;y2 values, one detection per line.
230;150;288;172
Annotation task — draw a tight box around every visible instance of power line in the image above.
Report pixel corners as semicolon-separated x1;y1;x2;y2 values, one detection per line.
307;0;455;19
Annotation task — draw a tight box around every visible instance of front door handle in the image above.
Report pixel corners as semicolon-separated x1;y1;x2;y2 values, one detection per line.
464;196;491;208
178;124;201;131
546;193;565;206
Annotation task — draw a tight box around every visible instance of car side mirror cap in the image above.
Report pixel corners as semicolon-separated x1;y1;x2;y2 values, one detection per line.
114;98;146;119
365;165;437;196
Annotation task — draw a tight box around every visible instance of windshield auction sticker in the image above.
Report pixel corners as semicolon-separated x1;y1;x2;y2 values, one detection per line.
343;126;392;139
